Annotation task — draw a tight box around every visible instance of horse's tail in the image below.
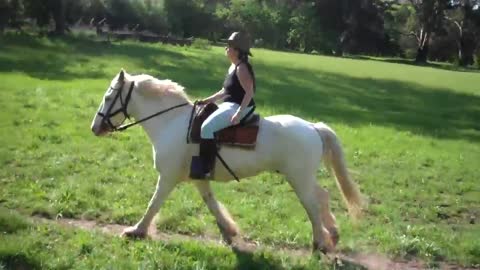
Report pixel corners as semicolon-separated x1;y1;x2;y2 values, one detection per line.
314;122;365;219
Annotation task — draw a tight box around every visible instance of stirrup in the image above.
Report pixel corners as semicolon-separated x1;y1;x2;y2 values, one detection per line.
190;156;207;179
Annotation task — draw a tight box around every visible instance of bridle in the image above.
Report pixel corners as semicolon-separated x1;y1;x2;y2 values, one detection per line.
97;81;135;131
97;81;189;132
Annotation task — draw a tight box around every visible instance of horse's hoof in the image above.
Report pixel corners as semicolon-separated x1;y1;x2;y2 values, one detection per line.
329;229;340;247
217;221;238;245
313;240;334;255
121;226;147;239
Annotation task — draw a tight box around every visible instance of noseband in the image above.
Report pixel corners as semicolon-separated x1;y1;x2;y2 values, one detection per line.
97;81;189;132
97;81;135;131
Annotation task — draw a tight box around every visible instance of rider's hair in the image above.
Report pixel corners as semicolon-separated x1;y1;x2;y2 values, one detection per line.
238;50;249;62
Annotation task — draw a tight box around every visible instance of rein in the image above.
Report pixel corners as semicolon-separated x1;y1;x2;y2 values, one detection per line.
115;102;189;131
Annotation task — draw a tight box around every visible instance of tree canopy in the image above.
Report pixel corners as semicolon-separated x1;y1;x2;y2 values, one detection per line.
1;0;479;66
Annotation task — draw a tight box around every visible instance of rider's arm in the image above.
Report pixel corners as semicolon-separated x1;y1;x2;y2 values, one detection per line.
201;88;227;104
236;63;254;112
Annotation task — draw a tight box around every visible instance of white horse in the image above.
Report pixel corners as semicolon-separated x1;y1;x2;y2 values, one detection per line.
90;69;364;253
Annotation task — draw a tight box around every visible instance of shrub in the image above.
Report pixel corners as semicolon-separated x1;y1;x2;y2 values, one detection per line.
191;38;211;50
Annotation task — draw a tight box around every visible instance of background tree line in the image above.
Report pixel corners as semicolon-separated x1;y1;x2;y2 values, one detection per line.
1;0;479;66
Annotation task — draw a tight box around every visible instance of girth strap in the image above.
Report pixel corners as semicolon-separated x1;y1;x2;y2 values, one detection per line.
215;152;240;182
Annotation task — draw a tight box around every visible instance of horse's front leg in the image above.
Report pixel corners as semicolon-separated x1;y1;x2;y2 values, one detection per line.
194;181;240;244
122;174;178;238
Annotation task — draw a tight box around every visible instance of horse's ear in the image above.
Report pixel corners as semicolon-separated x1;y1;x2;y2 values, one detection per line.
119;69;125;82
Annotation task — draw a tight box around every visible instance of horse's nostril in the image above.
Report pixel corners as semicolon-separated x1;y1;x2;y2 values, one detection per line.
100;121;110;131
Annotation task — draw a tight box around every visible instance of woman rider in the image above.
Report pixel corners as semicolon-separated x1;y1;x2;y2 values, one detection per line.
190;31;256;179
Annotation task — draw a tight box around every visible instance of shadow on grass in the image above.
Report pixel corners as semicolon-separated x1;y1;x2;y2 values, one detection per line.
343;55;480;73
231;245;367;270
2;33;479;142
255;65;480;142
379;58;480;73
0;254;41;270
232;247;286;270
0;33;186;81
157;59;480;142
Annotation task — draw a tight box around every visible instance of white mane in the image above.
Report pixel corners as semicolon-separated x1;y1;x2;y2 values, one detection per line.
133;74;191;103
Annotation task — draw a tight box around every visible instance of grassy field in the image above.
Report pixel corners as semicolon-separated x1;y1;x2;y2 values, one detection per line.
0;33;479;269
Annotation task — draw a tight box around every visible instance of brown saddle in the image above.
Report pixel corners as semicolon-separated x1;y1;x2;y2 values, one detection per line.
187;103;260;148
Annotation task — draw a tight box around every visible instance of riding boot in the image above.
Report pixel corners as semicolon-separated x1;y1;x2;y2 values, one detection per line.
190;139;217;179
200;138;217;176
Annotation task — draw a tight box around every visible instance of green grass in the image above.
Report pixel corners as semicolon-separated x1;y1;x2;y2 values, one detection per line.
0;208;327;270
0;32;479;269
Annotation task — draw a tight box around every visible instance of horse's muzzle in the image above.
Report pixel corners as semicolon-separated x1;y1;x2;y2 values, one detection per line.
91;121;111;136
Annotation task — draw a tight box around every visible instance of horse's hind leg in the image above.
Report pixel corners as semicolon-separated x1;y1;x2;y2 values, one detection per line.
194;181;239;244
315;186;339;247
286;171;334;253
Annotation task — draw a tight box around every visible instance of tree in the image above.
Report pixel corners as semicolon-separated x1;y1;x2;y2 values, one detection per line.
445;0;480;66
51;0;67;34
163;0;217;38
103;0;139;30
216;0;289;49
310;0;387;56
342;0;389;55
22;0;88;35
0;0;24;33
287;5;319;52
408;0;450;63
84;0;108;24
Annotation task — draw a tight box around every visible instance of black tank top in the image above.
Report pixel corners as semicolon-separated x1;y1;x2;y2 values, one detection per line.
223;62;256;106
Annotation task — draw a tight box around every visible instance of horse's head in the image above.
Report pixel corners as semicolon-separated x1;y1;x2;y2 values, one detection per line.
91;69;134;136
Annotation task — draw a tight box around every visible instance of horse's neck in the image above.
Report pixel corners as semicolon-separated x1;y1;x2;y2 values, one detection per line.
131;97;192;145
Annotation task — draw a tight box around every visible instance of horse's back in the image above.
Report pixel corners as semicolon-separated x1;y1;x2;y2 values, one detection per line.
213;114;324;180
259;114;324;163
262;114;321;142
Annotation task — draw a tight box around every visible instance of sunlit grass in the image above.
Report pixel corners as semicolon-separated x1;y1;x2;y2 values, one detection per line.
1;33;479;268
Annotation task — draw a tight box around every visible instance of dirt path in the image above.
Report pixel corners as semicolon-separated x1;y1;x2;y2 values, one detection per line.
39;217;476;270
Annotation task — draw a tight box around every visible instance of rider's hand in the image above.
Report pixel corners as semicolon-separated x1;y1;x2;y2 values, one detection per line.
231;111;241;125
197;99;208;105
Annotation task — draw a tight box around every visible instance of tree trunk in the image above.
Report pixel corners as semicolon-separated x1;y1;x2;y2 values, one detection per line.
415;44;429;63
0;4;8;33
51;0;67;35
334;32;348;57
459;33;475;66
334;43;344;57
414;28;431;64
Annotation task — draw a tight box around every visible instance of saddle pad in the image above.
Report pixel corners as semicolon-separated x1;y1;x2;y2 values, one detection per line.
215;124;259;147
188;103;260;148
